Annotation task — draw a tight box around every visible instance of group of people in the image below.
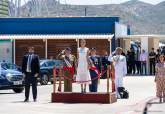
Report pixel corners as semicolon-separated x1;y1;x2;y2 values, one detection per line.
126;47;148;75
126;46;163;76
56;39;111;93
126;46;165;103
21;39;165;103
22;39;111;102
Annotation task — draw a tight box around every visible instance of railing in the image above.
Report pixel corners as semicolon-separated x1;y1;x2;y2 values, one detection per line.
52;65;115;93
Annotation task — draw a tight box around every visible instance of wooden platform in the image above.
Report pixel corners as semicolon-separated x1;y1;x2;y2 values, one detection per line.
51;92;117;104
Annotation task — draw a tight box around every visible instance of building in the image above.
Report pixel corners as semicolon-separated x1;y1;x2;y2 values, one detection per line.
0;17;128;65
0;0;9;17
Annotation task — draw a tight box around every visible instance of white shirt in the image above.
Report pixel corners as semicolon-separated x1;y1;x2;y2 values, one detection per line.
108;54;127;76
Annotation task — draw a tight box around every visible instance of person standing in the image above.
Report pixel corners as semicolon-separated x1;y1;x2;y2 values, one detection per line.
76;39;91;93
129;48;136;75
156;49;161;63
100;50;111;79
161;47;165;55
126;50;131;74
135;45;141;75
149;48;156;75
22;47;40;102
57;47;76;92
89;48;101;92
111;47;127;98
155;55;165;103
140;49;148;75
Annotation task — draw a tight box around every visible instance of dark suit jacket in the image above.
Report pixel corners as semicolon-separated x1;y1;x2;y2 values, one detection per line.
22;53;40;75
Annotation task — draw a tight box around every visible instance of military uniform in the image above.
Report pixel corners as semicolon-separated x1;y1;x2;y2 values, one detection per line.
89;55;101;92
109;54;127;98
100;55;111;78
58;54;76;92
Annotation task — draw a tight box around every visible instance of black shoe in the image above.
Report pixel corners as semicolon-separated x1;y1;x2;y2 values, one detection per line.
24;99;29;102
163;98;165;103
34;99;37;102
159;98;162;103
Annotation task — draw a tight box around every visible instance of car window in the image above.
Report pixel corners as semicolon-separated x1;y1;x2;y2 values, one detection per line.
9;64;17;69
47;61;55;67
54;60;63;67
0;63;3;70
40;60;63;67
1;63;17;70
40;63;47;67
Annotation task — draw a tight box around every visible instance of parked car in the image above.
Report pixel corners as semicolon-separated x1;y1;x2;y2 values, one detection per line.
39;59;63;85
0;62;24;93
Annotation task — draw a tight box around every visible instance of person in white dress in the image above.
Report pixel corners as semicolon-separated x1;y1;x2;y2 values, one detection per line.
108;47;127;98
76;39;91;93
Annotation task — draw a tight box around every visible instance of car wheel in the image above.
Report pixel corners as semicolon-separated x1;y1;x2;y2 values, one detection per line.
41;74;49;85
13;88;24;93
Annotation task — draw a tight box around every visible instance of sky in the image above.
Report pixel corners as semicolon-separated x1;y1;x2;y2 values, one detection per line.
21;0;164;5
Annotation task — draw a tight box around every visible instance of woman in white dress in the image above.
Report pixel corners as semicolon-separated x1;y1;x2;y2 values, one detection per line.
76;39;91;93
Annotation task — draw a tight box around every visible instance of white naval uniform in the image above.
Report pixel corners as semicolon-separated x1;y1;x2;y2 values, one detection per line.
108;54;127;97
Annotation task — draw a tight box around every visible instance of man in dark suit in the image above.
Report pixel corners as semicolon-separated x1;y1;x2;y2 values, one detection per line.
22;47;40;102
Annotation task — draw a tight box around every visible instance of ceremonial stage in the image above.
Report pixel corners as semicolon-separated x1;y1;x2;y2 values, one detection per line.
51;92;117;104
51;65;117;104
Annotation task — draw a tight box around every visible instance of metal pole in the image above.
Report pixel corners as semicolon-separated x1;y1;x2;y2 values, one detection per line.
17;0;21;17
53;66;56;93
13;39;16;64
14;0;18;17
107;65;110;93
84;7;87;16
109;38;112;55
58;65;63;92
111;63;115;92
45;39;47;59
77;38;79;48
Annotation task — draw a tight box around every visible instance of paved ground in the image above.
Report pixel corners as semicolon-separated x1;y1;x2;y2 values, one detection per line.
0;76;163;114
144;98;165;114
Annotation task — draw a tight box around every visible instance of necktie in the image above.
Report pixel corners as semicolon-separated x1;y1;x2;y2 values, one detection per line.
27;54;33;72
0;63;1;76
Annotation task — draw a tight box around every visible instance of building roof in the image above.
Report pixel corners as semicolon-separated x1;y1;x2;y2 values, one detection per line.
117;35;165;39
0;17;119;35
0;34;114;40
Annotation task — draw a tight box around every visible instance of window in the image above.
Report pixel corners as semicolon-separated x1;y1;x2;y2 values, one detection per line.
47;61;55;67
1;63;17;70
54;60;63;67
40;63;47;67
